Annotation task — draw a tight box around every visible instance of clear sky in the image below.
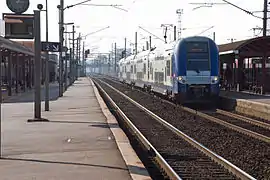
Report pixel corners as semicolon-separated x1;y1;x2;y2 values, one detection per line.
0;0;265;54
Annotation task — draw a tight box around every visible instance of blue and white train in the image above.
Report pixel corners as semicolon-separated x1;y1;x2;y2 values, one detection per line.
118;36;220;104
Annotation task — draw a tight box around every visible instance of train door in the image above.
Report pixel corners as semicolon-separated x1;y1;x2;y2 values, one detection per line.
165;59;171;85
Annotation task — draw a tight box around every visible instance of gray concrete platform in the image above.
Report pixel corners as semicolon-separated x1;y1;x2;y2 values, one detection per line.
219;90;270;120
0;78;150;180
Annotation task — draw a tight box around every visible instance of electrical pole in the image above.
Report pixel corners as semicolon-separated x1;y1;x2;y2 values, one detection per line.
124;38;127;59
173;26;177;41
135;32;137;55
108;54;110;74
263;0;268;36
64;25;68;90
58;0;64;97
72;25;75;83
82;41;85;76
114;42;117;75
149;36;152;50
76;34;80;79
69;47;72;84
176;9;183;40
78;35;81;77
262;0;268;94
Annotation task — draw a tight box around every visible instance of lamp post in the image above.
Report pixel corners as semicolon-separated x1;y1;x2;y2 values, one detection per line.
57;0;64;97
37;1;49;111
45;0;49;111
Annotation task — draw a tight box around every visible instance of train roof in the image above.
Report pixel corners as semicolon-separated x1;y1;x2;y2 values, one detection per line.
180;36;215;42
119;36;216;65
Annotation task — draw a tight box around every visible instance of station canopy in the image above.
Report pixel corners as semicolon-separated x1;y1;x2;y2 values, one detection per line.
218;36;270;58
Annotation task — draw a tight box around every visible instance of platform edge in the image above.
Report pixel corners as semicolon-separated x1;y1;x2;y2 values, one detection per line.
219;95;270;121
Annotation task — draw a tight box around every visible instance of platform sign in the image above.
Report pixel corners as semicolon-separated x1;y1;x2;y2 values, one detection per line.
41;42;62;52
3;13;34;39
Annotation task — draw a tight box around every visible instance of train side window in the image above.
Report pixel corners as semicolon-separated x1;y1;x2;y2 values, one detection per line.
166;60;170;76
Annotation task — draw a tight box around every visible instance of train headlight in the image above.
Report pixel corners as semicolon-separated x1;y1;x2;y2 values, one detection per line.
211;76;219;84
178;76;186;84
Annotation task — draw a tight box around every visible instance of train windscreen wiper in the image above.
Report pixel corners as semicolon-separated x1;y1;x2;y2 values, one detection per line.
195;69;200;74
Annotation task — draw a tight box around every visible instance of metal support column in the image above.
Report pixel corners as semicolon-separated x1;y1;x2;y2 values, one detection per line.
135;32;137;55
8;53;12;96
149;36;152;50
124;38;127;58
22;55;26;92
34;10;41;119
28;10;48;122
15;54;19;94
58;0;64;97
45;0;50;111
78;36;81;77
72;25;75;83
64;35;68;90
262;0;268;94
82;41;85;77
114;42;117;74
69;47;72;85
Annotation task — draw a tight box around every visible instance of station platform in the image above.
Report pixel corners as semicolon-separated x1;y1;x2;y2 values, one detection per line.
0;78;149;180
219;90;270;120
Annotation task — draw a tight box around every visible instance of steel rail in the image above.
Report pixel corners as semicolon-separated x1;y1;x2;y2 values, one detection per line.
95;77;256;180
92;78;181;180
216;109;270;130
182;107;270;144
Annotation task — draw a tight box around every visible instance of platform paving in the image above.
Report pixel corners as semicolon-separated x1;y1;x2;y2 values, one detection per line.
0;78;147;180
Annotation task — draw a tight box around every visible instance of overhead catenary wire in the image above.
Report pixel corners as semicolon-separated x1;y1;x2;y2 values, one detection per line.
65;0;92;10
138;26;166;43
80;4;128;12
221;0;263;19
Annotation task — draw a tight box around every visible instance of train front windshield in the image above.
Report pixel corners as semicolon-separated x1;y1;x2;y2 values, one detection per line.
186;42;210;72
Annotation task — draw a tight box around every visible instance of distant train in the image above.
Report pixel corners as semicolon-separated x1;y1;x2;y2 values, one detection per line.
118;36;220;104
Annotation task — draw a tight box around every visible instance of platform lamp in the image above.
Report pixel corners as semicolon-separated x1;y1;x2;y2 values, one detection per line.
37;1;50;111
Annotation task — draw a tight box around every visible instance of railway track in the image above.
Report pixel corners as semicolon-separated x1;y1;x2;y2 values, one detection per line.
216;109;270;130
184;108;270;143
201;109;270;138
94;75;270;180
92;77;252;180
102;75;270;142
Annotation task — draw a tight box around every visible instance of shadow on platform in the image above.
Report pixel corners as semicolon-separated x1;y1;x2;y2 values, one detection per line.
2;84;60;104
48;120;119;129
0;157;128;171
